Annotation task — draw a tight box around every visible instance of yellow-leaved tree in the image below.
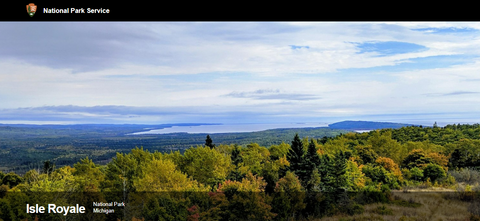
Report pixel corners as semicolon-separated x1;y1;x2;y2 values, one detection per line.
375;156;403;182
203;173;275;221
134;158;207;192
182;146;233;188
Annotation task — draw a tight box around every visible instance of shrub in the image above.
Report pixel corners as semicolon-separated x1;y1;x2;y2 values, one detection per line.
449;168;480;185
423;164;446;183
336;191;364;215
354;185;390;204
362;164;400;189
437;174;456;186
373;205;393;215
391;198;422;208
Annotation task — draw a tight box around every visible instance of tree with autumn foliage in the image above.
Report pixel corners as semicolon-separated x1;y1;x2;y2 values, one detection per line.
182;146;233;188
375;157;403;181
368;130;402;163
402;149;435;169
134;158;207;192
205;173;275;221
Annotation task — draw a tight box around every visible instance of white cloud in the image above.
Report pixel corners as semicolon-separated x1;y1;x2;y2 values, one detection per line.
1;22;480;124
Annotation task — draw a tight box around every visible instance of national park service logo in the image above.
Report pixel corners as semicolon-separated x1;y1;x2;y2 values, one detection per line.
26;3;37;17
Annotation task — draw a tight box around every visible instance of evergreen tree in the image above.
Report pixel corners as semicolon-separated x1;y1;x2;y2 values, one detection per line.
205;135;215;148
332;150;350;192
42;160;55;175
318;136;329;145
306;139;321;167
287;134;308;182
318;154;334;192
231;145;242;166
305;139;321;189
227;145;244;182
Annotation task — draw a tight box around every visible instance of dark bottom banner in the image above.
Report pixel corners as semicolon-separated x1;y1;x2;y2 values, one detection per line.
0;190;479;221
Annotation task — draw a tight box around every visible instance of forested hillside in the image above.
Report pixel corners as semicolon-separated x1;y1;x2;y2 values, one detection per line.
0;125;347;174
1;124;480;220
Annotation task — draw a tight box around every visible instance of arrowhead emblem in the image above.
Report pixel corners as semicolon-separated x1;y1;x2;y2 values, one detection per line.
26;3;37;17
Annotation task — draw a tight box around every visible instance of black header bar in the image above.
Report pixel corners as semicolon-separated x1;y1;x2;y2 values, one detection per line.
1;2;476;22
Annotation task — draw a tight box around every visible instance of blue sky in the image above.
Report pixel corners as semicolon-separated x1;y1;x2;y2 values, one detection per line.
1;22;480;126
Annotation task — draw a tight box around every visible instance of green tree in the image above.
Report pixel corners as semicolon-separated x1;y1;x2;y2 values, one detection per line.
0;191;31;221
368;130;402;163
287;134;308;183
42;160;55;175
23;169;39;184
101;147;153;219
448;139;480;168
73;157;105;191
239;143;270;175
402;149;435;169
319;136;329;144
73;158;108;221
134;158;206;192
212;173;275;221
142;194;190;221
227;145;244;182
306;139;321;167
101;147;152;193
423;163;446;183
261;160;280;194
410;167;423;182
332;150;351;192
269;142;290;161
362;163;399;189
1;172;23;189
355;145;378;165
318;154;336;193
0;184;8;198
28;166;77;192
272;171;306;220
304;139;321;190
345;160;366;191
183;146;233;187
205;135;215;148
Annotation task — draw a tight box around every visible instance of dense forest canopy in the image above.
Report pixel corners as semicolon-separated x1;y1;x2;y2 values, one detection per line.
1;123;480;220
0;125;348;174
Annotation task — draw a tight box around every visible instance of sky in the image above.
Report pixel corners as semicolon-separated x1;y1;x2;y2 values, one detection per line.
1;22;480;126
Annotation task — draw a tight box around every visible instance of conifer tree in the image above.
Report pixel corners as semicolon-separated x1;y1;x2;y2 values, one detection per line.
287;134;308;183
305;139;321;189
42;160;55;175
205;135;215;148
227;145;244;182
332;150;350;192
306;139;321;167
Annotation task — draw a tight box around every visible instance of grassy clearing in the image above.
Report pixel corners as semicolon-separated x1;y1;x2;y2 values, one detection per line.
316;191;471;221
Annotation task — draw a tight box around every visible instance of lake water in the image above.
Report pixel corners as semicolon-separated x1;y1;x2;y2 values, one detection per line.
130;123;329;135
353;130;372;133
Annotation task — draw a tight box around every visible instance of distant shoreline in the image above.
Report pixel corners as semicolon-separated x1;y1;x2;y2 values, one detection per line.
129;123;330;135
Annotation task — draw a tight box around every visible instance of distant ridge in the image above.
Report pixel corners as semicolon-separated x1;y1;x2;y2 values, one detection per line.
328;120;416;130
